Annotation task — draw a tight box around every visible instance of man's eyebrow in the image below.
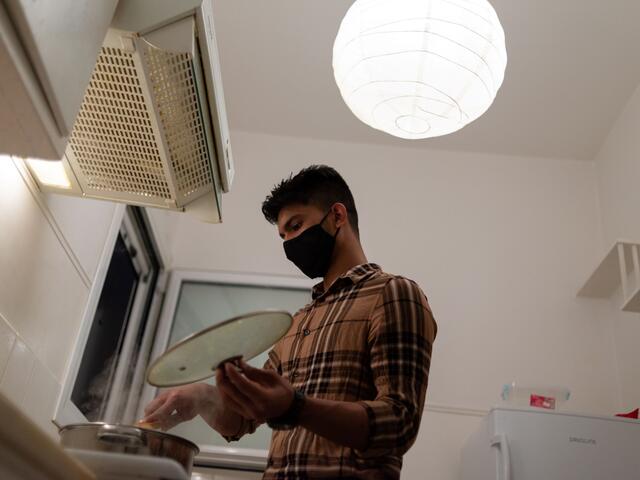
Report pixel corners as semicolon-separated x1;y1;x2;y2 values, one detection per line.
279;215;300;238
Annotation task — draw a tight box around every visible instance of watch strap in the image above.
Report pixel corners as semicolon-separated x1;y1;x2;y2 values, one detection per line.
267;389;305;430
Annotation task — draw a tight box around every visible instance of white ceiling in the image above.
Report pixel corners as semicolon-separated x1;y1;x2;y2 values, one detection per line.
212;0;640;161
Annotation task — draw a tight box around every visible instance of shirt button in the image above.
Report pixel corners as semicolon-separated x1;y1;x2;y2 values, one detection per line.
303;328;311;336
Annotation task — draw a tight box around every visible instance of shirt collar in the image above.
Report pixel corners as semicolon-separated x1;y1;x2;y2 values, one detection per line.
311;263;382;299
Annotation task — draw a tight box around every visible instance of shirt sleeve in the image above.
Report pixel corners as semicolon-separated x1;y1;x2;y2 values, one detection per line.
222;348;281;442
356;277;437;458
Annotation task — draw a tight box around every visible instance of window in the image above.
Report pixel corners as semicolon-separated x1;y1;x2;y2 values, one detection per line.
143;271;313;470
56;206;163;426
71;233;141;421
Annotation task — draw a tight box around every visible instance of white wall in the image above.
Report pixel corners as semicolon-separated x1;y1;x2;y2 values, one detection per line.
0;157;118;437
594;83;640;409
164;131;616;480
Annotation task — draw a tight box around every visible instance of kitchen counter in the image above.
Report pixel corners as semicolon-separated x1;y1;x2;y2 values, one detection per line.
0;391;95;479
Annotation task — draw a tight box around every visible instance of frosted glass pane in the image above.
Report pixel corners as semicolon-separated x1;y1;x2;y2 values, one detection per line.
165;282;309;451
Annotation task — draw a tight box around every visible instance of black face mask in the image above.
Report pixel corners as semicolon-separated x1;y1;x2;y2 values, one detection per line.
283;210;340;279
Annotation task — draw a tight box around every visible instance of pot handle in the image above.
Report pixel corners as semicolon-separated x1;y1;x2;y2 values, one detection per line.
97;425;146;447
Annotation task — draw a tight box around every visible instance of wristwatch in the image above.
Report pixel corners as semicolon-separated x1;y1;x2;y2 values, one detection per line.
267;389;306;430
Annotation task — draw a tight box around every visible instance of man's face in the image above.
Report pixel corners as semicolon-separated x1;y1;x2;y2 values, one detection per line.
277;203;327;242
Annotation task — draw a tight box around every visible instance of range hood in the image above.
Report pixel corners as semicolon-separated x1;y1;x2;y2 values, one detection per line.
21;0;234;223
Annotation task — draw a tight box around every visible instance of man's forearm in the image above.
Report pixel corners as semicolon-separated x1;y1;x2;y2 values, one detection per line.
198;384;244;437
297;397;369;450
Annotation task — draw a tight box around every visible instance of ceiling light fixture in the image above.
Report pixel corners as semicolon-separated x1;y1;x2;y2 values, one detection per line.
333;0;507;139
25;158;72;189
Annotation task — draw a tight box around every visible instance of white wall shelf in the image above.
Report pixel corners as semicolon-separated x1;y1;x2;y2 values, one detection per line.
622;285;640;312
578;239;640;313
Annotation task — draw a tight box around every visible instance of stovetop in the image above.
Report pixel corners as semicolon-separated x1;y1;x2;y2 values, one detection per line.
66;449;190;480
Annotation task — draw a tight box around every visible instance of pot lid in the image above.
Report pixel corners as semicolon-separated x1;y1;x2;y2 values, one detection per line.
146;310;293;387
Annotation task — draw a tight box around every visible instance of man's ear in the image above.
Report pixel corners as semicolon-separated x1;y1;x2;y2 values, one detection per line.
332;203;349;229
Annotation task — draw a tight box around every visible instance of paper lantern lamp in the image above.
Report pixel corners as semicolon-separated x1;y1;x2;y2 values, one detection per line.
333;0;507;139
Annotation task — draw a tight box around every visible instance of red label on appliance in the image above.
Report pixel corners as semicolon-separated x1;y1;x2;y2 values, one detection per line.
530;394;556;409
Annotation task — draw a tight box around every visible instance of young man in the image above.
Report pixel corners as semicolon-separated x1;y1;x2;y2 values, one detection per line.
143;165;437;479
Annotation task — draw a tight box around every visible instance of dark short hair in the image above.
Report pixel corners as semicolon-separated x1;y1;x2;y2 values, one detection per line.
262;165;359;237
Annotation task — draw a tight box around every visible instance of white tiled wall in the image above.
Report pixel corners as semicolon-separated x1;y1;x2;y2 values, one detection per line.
0;157;118;437
0;331;36;407
0;313;16;376
0;317;60;437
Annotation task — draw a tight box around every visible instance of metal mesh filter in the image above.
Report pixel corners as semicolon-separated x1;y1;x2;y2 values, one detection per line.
67;42;213;207
143;44;213;200
68;46;173;201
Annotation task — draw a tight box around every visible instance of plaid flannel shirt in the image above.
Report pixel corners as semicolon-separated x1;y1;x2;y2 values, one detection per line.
229;263;437;479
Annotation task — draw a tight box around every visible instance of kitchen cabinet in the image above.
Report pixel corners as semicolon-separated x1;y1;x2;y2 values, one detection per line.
0;0;118;159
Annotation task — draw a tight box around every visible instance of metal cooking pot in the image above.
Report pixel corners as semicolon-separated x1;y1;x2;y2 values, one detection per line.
59;423;199;474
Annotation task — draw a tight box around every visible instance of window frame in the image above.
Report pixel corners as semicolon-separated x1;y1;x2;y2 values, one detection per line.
100;213;154;422
142;269;314;470
54;206;165;427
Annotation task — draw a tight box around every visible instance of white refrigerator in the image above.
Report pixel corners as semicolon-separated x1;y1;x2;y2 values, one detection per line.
461;406;640;480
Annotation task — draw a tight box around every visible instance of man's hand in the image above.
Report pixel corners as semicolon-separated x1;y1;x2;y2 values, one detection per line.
218;359;370;450
215;359;370;450
216;359;294;422
141;359;296;436
141;382;245;436
142;383;211;431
